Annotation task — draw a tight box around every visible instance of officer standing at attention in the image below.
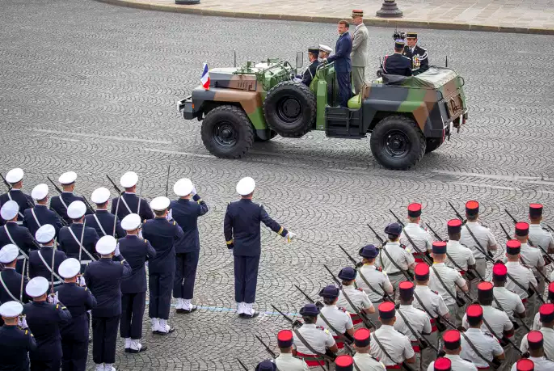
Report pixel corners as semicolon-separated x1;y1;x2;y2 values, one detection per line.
171;178;208;314
350;9;369;94
444;219;476;278
400;203;433;264
50;172;92;224
0;168;34;224
274;329;309;371
427;330;478;371
521;304;554;359
29;225;66;285
504;240;537;308
336;266;375;329
24;184;64;238
0;301;37;371
86;187;125;239
1;201;37;273
352;328;386;371
299;47;320;87
403;33;429;76
56;258;97;371
84;236;131;371
317;285;355;351
382;40;412;77
142;196;183;334
111;172;154;222
528;204;554;254
322;20;353;107
224;177;294;318
24;276;72;371
0;244;30;303
118;213;156;353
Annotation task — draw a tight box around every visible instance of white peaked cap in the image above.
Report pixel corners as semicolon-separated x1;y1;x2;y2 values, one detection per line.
59;171;77;185
26;276;49;297
58;258;80;279
0;244;19;263
91;187;111;204
35;224;56;243
319;44;333;53
31;184;49;200
236;177;256;196
121;213;141;231
120;171;138;188
6;168;24;183
1;201;19;220
174;178;193;197
96;235;117;255
150;196;170;211
67;201;86;219
0;301;23;318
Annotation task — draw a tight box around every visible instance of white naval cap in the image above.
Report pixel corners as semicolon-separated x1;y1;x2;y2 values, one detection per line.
59;171;77;185
35;224;56;244
5;168;24;184
0;244;19;263
1;200;19;221
173;178;193;197
319;44;333;53
31;183;49;201
120;171;138;188
236;177;256;196
150;196;170;211
0;301;23;318
58;258;80;279
121;213;141;231
67;201;86;219
96;235;117;255
26;276;49;297
91;187;111;204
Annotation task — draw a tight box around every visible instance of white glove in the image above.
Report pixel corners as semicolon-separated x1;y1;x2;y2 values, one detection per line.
47;292;59;305
191;185;197;196
285;232;296;243
114;243;121;257
18;316;28;329
138;230;143;239
78;275;86;287
166;209;173;221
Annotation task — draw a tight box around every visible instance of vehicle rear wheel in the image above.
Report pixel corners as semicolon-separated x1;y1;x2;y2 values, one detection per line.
369;115;426;170
425;138;443;153
201;105;254;159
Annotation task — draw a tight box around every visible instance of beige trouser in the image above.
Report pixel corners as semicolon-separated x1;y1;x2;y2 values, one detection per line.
469;258;487;298
388;274;405;301
367;302;382;330
421;330;439;371
497;344;516;371
351;66;366;95
447;303;459;326
411;344;422;371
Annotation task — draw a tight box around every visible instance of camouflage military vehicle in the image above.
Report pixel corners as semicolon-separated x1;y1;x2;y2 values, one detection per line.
179;58;467;170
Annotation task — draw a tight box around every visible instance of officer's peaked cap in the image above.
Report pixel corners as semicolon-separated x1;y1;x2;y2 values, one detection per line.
1;200;19;221
0;244;19;263
35;224;56;243
6;168;24;183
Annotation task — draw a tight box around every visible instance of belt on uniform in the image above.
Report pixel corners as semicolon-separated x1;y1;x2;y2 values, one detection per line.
332;336;345;349
475;257;486;260
351;313;363;325
412;252;426;263
430;318;438;332
388;271;404;276
295;352;325;366
459;270;467;276
411;341;421;353
386;365;402;369
522;298;528;304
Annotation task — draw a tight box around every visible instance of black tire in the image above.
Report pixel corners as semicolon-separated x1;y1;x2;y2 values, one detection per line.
369;115;426;170
201;105;254;159
425;138;443;153
263;81;316;138
255;130;278;142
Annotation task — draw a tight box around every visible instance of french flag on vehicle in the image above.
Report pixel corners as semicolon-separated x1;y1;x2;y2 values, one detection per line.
201;63;210;90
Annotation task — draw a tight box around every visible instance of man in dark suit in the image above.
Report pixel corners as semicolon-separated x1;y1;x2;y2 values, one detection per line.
50;172;92;224
86;187;125;239
324;20;353;107
0;168;34;226
29;225;67;287
298;47;320;87
170;179;208;314
84;236;131;371
383;39;413;77
0;244;30;303
118;213;156;353
0;200;38;274
111;172;154;222
224;177;295;318
24;184;65;239
403;32;429;76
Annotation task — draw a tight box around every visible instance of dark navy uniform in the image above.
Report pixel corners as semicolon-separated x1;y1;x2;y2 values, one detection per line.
224;199;288;304
24;301;72;371
50;193;91;225
119;235;156;340
58;223;99;269
170;194;208;302
85;210;126;239
23;205;64;239
0;222;38;273
383;53;413;77
403;45;429;75
0;189;34;225
301;60;320;86
111;193;154;222
84;257;131;366
0;267;30;303
141;218;183;321
0;325;37;371
55;283;97;371
327;32;353;107
29;247;67;286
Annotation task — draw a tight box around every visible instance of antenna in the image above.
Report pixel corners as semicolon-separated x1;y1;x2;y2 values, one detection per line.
445;55;448;68
233;51;237;68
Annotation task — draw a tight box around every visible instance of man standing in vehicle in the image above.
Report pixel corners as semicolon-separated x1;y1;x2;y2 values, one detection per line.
350;10;369;95
323;20;352;108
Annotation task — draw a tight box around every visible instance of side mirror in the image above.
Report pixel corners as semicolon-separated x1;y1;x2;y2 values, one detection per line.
296;51;303;69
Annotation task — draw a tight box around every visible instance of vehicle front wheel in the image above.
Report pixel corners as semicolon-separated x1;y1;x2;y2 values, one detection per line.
201;105;254;159
369;115;426;170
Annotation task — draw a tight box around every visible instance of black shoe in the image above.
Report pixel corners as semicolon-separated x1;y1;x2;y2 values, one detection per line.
175;308;186;314
181;306;197;314
238;313;246;318
154;327;175;335
242;311;259;319
127;345;147;353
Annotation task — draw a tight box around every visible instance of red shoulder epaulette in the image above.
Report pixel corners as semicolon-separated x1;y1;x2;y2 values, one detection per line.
431;290;439;295
357;288;364;292
377;267;383;272
338;307;347;313
316;326;325;331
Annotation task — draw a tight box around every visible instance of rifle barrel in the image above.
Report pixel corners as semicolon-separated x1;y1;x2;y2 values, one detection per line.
337;244;358;265
46;176;63;194
389;210;405;227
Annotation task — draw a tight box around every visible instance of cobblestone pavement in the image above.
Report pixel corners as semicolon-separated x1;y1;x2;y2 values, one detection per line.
1;0;554;370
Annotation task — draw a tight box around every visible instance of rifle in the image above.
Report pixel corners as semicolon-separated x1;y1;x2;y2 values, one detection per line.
448;202;493;260
236;359;249;371
389;209;432;266
271;304;302;328
447;202;466;223
165;165;171;197
504;209;553;264
106;175;123;195
499;222;511;241
395;305;438;353
78;219;87;265
480;314;523;355
367;224;385;246
81;195;95;215
50;244;56;294
547;224;554;233
47;176;64;195
255;335;277;359
51;207;69;227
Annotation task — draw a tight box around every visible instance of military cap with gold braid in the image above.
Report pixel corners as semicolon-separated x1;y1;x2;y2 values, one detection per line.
406;32;418;38
395;39;405;49
308;47;319;54
352;9;364;17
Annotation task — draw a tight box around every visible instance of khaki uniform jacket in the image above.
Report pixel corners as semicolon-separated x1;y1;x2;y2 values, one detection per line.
351;23;369;67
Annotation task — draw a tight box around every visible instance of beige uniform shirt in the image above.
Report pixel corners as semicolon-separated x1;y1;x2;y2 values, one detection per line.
519;242;545;270
462;305;513;338
316;305;353;336
460;328;504;368
369;325;415;366
492;286;525;318
275;353;309;371
337;285;373;313
446;240;476;271
353;353;387;371
460;222;498;259
427;354;478;371
400;223;433;254
510;356;554;371
505;261;537;300
357;264;393;303
520;327;554;359
394;304;432;341
413;285;450;318
429;263;466;307
377;242;415;274
293;324;335;354
529;224;554;252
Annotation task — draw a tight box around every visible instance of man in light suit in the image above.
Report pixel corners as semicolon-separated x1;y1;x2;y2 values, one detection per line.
351;9;369;95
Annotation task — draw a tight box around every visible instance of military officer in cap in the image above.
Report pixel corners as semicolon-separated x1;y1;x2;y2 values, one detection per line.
0;244;30;303
84;236;131;371
528;204;554;254
298;47;320;86
1;201;37;273
400;203;433;264
56;258;97;371
0;168;34;225
118;213;156;353
111;172;154;222
445;219;476;279
24;276;72;371
382;40;412;77
532;283;554;330
170;178;208;314
224;177;294;318
403;33;429;76
504;240;537;313
521;304;554;359
86;187;125;239
0;301;37;371
58;201;99;270
29;225;67;286
317;285;354;351
512;360;536;371
50;172;92;224
142;196;183;334
24;184;64;239
352;328;386;371
428;330;477;371
336;267;375;329
274;329;309;371
350;9;369;94
255;360;277;371
319;44;333;61
370;302;416;368
336;355;356;371
517;331;554;371
432;358;453;371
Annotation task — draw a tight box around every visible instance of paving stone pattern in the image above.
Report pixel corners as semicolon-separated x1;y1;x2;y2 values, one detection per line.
1;0;554;370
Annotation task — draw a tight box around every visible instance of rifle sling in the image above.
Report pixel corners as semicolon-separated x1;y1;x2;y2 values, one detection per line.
380;244;412;281
372;332;411;371
463;223;491;261
413;291;437;320
340;287;374;329
357;267;388;299
402;228;431;263
396;307;427;349
429;265;462;304
458;329;497;369
0;272;19;301
293;327;332;368
318;311;352;347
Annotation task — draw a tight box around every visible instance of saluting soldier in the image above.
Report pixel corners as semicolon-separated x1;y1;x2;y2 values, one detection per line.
29;225;66;286
24;184;63;239
170;178;208;314
528;204;554;254
491;263;526;342
142;196;183;334
0;244;30;303
316;285;354;352
427;330;478;371
350;9;369;94
352;328;386;371
56;258;97;371
1;201;37;273
515;332;554;371
0;168;34;225
50;172;92;224
521;304;554;360
84;236;131;371
86;187;125;239
532;283;554;330
118;213;156;353
24;276;72;371
274;330;309;371
504;240;537;313
224;177;294;318
0;301;37;371
400;203;433;264
336;266;375;329
445;219;476;277
111;172;153;222
403;33;429;76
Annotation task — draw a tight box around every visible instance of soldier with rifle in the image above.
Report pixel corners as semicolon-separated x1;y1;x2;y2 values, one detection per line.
333;266;375;329
352;328;386;371
0;168;34;225
24;184;65;239
532;283;554;330
442;220;476;280
29;225;66;287
516;331;554;371
272;330;309;370
396;204;433;264
504;241;539;311
109;172;154;222
1;201;37;274
427;330;478;371
520;304;554;360
86;187;126;239
49;172;93;224
0;244;30;304
527;204;554;255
